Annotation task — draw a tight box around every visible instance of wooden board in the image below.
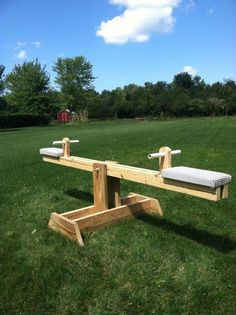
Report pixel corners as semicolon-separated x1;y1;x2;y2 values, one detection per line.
93;163;108;211
48;193;163;245
48;212;84;246
75;198;160;231
43;155;222;201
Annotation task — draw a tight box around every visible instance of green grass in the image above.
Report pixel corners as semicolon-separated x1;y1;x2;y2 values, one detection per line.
0;117;236;315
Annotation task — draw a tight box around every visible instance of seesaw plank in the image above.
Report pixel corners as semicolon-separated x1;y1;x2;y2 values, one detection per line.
43;155;221;201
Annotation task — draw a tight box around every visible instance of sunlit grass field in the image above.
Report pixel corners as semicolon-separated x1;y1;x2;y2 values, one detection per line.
0;117;236;314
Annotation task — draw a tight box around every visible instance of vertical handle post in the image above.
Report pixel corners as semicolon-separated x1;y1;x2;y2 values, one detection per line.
93;163;108;212
63;137;70;157
159;147;171;171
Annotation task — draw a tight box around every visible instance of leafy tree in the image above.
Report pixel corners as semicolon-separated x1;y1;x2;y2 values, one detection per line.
207;97;226;116
187;98;206;116
0;65;8;112
149;81;168;115
53;56;95;112
173;72;194;90
0;65;6;95
6;60;50;114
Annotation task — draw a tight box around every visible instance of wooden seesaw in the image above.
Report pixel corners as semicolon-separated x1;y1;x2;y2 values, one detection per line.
40;138;232;246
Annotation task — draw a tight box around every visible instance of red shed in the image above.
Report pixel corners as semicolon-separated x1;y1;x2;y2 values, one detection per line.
57;110;71;123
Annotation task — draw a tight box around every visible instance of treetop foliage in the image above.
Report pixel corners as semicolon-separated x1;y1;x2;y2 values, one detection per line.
5;60;50;115
53;56;95;92
1;57;236;120
52;56;95;112
0;64;6;95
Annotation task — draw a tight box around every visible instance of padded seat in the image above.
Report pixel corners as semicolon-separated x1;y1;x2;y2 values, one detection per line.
40;147;63;157
161;166;231;189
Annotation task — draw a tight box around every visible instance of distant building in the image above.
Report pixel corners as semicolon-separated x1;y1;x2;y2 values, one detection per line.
57;110;71;123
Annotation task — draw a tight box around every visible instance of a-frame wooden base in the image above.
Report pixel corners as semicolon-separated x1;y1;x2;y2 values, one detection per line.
48;163;163;246
48;193;163;246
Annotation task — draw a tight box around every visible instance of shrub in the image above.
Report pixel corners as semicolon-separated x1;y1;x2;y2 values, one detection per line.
0;113;51;128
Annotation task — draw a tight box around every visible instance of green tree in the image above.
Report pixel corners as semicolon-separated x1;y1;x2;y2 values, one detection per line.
53;56;95;112
206;97;226;116
0;64;6;95
223;79;236;114
0;65;8;112
6;60;50;114
173;72;194;90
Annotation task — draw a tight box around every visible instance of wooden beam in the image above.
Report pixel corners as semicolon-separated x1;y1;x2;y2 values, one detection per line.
74;198;159;232
160;178;219;201
107;176;121;208
221;185;228;199
93;163;108;211
62;137;70;157
62;205;96;220
43;155;221;201
159;146;171;171
48;193;162;245
131;193;163;216
48;212;84;246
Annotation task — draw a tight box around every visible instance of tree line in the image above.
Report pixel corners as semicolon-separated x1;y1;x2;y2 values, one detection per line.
0;56;236;120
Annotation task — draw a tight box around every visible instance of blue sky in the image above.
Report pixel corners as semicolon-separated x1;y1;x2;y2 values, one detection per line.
1;0;235;91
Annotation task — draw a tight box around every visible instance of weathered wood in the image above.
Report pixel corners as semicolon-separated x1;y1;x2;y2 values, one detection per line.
159;146;171;171
62;205;96;220
221;185;228;199
48;193;163;245
75;198;156;231
120;193;139;205
63;137;70;157
161;178;220;201
93;163;108;211
132;193;163;216
48;212;84;246
43;155;222;201
107;176;121;208
42;138;230;246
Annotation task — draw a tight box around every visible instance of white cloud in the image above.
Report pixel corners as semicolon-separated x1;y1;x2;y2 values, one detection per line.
207;8;213;16
17;50;27;60
32;41;41;48
17;41;26;47
15;41;26;50
110;0;180;8
180;0;195;13
183;65;197;76
96;0;181;44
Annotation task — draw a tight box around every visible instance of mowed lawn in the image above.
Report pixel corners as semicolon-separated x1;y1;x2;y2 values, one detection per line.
0;117;236;315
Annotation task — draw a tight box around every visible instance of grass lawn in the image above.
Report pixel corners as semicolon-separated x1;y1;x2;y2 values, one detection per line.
0;117;236;315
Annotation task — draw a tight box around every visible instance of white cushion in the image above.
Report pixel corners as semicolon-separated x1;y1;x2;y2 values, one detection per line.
161;166;231;188
40;147;63;157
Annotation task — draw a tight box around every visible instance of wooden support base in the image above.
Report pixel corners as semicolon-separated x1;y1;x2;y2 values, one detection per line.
48;193;163;246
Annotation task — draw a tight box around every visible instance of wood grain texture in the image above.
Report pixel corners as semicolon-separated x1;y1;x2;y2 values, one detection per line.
107;176;121;208
75;198;154;231
48;212;84;246
221;185;228;199
43;155;225;201
62;137;70;157
93;163;108;211
159;146;171;171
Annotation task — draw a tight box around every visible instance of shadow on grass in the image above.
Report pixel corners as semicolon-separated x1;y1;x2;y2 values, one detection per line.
63;189;236;253
65;188;93;203
0;128;25;132
139;214;236;254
